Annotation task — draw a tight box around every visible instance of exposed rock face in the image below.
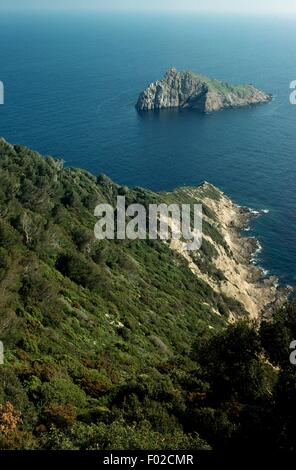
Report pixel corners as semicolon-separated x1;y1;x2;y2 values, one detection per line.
136;68;271;113
167;182;289;320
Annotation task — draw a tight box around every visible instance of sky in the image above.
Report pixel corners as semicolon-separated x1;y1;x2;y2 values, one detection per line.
0;0;295;15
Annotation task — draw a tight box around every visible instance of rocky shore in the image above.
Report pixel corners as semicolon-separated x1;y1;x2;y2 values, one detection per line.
169;182;290;320
136;68;271;113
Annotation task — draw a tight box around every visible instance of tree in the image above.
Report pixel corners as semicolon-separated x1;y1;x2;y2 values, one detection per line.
0;402;21;436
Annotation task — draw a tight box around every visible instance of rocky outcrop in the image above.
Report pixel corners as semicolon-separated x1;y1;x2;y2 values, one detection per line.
167;182;290;320
136;68;271;113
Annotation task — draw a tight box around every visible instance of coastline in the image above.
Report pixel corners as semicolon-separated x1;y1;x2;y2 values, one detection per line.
0;135;288;321
169;182;291;320
202;183;291;320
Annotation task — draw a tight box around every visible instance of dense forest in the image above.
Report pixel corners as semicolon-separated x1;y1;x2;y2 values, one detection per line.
0;139;295;450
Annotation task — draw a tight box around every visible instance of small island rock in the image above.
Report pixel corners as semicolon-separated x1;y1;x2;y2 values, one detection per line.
136;68;271;113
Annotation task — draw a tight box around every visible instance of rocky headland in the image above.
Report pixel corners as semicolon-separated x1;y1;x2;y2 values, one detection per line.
0;138;293;451
164;182;289;320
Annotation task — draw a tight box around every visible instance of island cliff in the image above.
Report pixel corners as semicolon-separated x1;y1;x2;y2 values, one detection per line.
136;68;271;113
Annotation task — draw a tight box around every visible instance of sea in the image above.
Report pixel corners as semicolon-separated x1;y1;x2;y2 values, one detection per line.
0;11;295;286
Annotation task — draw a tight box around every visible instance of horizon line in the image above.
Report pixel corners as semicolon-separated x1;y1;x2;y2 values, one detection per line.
0;8;296;15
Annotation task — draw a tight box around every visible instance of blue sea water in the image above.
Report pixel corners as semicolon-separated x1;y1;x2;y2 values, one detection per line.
0;12;296;285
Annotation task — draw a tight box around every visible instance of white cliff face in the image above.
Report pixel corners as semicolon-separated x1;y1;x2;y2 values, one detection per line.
167;183;288;320
136;68;271;113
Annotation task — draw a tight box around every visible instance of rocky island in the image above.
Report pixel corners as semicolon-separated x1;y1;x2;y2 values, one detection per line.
136;67;271;113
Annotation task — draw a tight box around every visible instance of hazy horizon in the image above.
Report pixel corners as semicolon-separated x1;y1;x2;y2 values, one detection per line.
0;0;296;15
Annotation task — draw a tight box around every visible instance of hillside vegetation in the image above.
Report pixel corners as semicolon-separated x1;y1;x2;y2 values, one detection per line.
0;139;295;450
